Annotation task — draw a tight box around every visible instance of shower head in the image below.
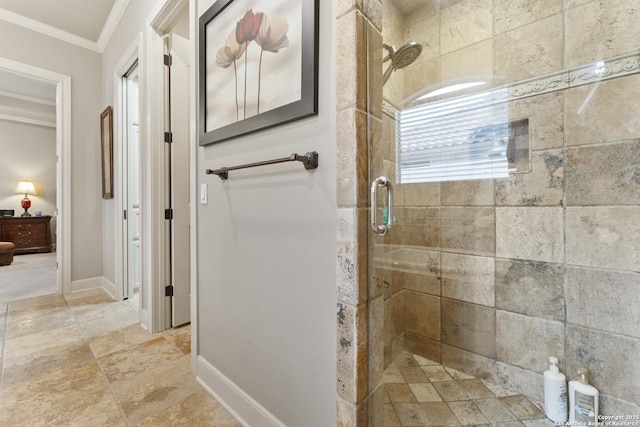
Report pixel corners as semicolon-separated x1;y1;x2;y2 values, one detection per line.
383;42;423;85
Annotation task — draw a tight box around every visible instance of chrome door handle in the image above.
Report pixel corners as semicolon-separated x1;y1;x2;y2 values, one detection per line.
371;176;393;235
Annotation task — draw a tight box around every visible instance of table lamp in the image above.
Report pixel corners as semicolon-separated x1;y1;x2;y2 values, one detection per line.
15;181;36;217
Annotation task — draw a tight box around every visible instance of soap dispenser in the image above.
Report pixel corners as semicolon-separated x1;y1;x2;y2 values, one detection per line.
569;368;599;425
544;357;567;423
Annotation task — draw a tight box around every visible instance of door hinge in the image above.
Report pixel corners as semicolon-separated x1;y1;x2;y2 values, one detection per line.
123;210;127;220
165;285;174;297
163;54;172;66
164;208;173;220
164;132;173;143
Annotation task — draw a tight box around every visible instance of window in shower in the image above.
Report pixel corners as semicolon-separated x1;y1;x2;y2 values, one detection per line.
396;87;531;184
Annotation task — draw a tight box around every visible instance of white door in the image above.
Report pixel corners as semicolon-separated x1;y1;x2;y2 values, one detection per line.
123;63;142;304
166;12;191;326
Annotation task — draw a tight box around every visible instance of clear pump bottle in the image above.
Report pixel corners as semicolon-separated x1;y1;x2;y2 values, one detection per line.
544;356;568;423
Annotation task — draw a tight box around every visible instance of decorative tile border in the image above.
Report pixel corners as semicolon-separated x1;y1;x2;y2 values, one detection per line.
397;51;640;110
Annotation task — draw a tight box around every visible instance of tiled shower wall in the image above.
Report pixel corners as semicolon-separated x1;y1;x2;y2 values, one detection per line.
372;0;640;418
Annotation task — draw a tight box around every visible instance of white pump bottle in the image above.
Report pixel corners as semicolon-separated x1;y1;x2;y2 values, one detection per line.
569;368;599;425
544;356;568;423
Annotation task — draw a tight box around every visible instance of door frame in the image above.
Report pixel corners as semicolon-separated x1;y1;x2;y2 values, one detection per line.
147;0;194;334
0;57;71;295
114;35;143;307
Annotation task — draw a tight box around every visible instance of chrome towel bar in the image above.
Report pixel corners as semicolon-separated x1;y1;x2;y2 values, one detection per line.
206;151;319;180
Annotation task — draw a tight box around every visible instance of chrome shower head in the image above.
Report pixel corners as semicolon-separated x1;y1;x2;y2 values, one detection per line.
383;41;423;85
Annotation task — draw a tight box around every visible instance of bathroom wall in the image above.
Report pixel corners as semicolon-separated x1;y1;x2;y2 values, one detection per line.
373;0;640;416
196;1;337;426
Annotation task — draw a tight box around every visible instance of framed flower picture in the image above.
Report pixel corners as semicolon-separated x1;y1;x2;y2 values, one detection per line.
198;0;319;146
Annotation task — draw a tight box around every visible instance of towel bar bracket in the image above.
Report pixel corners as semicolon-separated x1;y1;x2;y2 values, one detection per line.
206;151;319;180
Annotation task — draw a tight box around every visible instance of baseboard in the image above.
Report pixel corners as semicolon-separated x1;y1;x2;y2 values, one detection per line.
70;276;103;293
196;355;286;427
102;277;117;299
68;276;117;300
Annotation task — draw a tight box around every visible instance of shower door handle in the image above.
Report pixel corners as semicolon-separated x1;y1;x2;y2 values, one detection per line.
371;176;393;235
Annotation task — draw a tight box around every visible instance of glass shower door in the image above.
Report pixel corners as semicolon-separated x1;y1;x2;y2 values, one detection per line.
367;1;640;425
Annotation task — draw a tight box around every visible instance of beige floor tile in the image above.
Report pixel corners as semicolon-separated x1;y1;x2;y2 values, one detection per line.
0;290;240;427
0;362;107;424
483;379;520;397
133;389;241;426
20;388;126;427
98;336;187;383
4;323;84;359
111;358;202;424
9;293;67;311
8;298;69;324
456;378;495;399
408;383;443;402
394;351;420;368
448;400;491;425
384;368;407;383
2;341;94;387
65;288;116;308
75;301;139;338
421;401;460;425
422;365;454;382
162;323;191;355
384;351;551;426
433;380;468;401
445;366;476;380
90;323;158;358
394;402;430;426
474;397;519;422
386;383;418;403
400;365;430;383
7;308;76;339
413;353;440;366
384;403;402;426
499;395;544;419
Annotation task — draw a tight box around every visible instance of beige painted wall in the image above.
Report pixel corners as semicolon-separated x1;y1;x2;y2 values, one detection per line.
0;120;56;233
195;0;337;425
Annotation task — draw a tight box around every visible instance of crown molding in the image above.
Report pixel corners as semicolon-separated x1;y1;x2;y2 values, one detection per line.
0;0;132;54
0;113;56;128
0;89;56;106
97;0;132;52
0;8;101;52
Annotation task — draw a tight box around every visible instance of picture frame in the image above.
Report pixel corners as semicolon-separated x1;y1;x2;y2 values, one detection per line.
199;0;319;146
100;106;114;199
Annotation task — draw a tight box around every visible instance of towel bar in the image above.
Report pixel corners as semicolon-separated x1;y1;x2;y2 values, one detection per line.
206;151;319;180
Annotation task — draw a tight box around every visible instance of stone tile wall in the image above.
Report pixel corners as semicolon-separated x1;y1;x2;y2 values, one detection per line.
371;0;640;419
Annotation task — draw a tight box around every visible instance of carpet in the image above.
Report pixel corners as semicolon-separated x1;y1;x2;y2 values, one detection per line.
0;252;57;303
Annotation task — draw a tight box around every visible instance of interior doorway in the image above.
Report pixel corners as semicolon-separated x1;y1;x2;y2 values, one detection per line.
121;61;141;307
164;7;191;327
0;58;71;299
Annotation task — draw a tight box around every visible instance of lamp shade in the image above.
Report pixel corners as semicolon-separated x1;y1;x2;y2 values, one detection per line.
15;181;36;196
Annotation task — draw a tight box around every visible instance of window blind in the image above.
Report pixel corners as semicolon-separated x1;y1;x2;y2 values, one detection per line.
396;88;510;183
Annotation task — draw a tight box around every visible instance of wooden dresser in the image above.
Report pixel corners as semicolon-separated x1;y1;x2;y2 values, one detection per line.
0;216;52;254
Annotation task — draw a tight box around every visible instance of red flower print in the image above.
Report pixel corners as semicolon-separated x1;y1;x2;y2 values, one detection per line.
236;9;263;45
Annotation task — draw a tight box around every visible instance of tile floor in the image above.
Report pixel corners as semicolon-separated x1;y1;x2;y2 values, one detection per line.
0;289;240;426
383;352;554;427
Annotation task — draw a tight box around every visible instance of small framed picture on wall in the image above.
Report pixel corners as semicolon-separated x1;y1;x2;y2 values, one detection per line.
100;106;114;199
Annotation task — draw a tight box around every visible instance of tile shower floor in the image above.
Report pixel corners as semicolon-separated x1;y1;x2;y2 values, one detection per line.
0;289;240;426
383;352;555;427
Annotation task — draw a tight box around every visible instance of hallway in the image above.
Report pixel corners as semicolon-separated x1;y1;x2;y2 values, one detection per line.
0;289;240;426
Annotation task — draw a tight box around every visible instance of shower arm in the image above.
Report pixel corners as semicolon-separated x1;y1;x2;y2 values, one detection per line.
382;43;395;62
